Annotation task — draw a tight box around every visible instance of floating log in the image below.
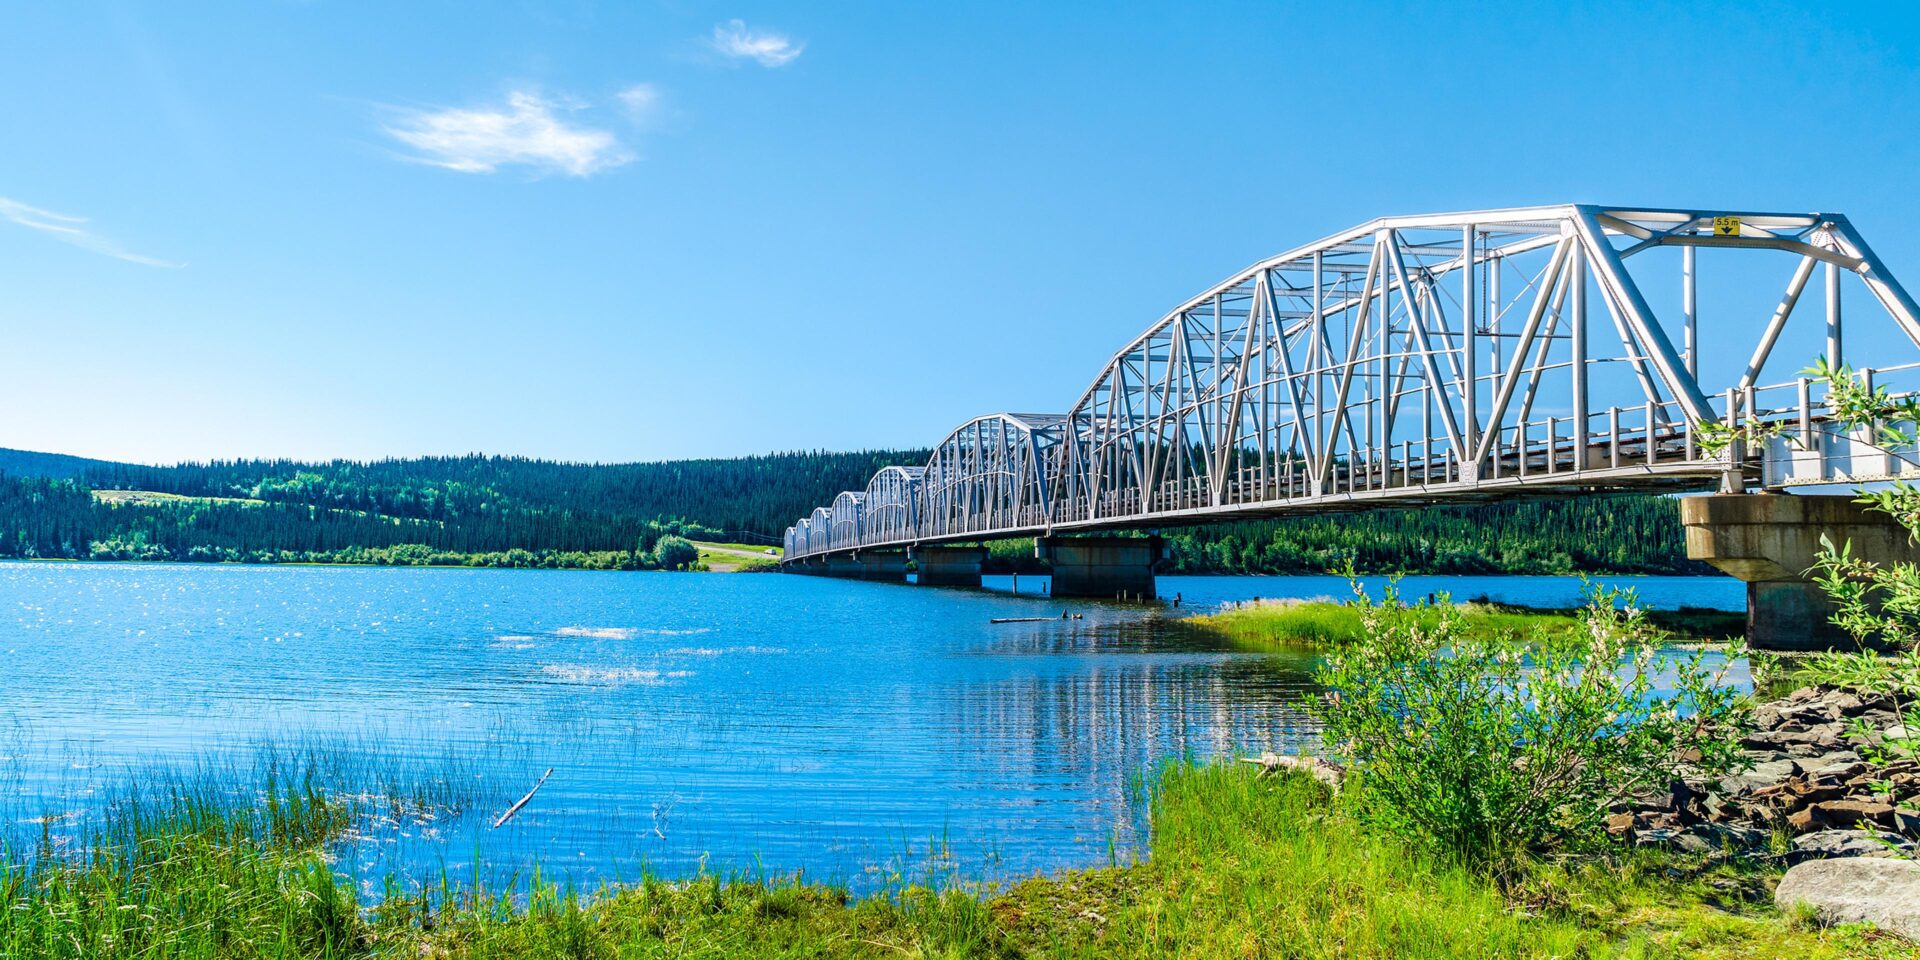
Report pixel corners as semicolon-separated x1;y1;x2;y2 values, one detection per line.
492;767;554;829
1241;753;1344;793
990;617;1053;624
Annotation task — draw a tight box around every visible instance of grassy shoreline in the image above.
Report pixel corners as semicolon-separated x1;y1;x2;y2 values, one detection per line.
3;761;1899;959
1186;597;1746;652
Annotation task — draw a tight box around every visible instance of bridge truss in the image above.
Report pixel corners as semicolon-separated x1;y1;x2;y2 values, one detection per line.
785;204;1920;561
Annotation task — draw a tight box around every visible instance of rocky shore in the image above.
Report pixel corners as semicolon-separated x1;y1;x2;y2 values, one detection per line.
1611;684;1917;862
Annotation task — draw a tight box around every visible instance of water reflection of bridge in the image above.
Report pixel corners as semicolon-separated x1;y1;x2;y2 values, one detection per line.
784;206;1920;647
948;619;1320;857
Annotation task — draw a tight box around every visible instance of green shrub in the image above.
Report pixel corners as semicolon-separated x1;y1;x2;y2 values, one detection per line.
651;535;699;571
1310;580;1749;871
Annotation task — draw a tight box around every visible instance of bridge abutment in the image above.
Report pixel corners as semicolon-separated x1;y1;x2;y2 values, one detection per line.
1681;493;1918;651
910;546;987;587
1037;535;1164;600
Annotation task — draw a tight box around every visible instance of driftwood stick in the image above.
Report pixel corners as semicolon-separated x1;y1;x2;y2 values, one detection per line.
492;768;554;829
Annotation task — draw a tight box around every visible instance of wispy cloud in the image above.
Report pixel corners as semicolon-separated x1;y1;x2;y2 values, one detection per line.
383;91;633;177
0;197;181;268
709;19;804;67
617;83;661;123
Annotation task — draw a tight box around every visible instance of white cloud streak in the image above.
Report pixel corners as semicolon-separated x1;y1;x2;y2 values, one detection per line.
709;19;804;67
617;83;661;122
383;91;633;177
0;197;181;268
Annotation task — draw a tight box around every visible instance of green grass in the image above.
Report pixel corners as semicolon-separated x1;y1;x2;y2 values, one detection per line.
1185;598;1571;651
690;541;783;572
1187;599;1744;652
689;541;783;557
0;741;486;959
3;761;1903;959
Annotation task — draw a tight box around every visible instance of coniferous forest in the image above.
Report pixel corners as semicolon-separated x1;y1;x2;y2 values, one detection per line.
0;448;1709;574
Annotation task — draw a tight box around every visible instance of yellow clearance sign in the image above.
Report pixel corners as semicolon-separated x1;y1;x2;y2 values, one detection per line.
1713;216;1742;237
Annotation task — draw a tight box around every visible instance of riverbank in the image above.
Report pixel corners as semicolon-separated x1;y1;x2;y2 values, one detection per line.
0;540;785;573
1187;596;1746;651
6;757;1907;959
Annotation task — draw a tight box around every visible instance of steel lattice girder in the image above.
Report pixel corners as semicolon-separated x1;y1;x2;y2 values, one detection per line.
782;204;1920;561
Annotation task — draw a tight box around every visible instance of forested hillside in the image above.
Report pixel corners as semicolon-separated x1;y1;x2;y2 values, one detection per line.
79;450;923;537
0;447;1707;574
0;447;124;480
0;449;921;569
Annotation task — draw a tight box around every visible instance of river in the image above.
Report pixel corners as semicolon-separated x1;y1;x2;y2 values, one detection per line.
0;561;1743;896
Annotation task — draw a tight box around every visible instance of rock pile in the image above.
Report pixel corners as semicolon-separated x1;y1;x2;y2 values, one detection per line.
1610;685;1917;862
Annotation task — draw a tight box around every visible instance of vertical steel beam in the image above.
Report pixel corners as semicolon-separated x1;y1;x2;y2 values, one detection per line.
1826;260;1844;368
1461;224;1478;479
1570;248;1589;470
1683;244;1698;378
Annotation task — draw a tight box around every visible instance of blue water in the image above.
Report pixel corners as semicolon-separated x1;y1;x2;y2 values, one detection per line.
0;562;1742;895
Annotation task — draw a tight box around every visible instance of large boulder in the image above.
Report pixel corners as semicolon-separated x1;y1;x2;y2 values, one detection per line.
1774;857;1920;942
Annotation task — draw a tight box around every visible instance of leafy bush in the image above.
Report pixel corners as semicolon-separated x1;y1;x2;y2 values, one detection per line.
1310;580;1748;870
651;535;699;571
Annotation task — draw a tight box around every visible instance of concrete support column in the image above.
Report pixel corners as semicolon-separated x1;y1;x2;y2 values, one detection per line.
1681;493;1918;651
910;545;987;587
1037;535;1164;600
839;550;908;582
796;551;907;581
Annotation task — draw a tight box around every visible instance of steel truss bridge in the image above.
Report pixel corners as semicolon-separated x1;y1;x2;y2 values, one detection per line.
784;204;1920;564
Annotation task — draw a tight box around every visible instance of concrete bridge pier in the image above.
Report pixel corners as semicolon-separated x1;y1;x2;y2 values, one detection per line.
910;545;988;587
1681;494;1919;651
1037;535;1164;600
852;550;909;581
816;550;908;582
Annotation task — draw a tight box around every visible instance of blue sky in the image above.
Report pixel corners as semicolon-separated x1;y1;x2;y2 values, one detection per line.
3;1;1918;465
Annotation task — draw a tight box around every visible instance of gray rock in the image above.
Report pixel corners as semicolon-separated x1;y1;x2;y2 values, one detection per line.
1809;750;1862;767
1719;759;1798;796
1827;692;1865;715
1805;759;1870;784
1788;686;1823;704
1698;822;1769;851
1789;829;1916;863
1634;827;1713;854
1746;724;1845;750
1775;857;1920;942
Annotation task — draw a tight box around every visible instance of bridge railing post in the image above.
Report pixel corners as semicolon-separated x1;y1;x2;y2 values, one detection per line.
1608;407;1620;469
1644;401;1657;466
1798;376;1814;448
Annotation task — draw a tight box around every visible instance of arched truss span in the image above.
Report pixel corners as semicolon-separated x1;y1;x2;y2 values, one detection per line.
861;466;924;545
919;414;1066;540
785;204;1920;561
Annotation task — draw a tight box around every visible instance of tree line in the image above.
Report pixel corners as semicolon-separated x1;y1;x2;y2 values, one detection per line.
0;448;1707;574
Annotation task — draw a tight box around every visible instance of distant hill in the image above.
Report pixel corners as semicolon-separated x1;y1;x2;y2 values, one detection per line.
0;446;1707;575
76;449;928;539
0;447;931;568
0;447;134;480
